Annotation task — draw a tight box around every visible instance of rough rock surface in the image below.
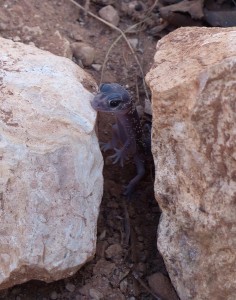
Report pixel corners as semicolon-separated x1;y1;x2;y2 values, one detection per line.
146;27;236;300
0;37;103;289
98;5;120;27
71;42;95;67
148;272;179;300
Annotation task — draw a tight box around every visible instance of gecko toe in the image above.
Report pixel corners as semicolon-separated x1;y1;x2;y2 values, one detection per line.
109;148;125;167
100;142;112;152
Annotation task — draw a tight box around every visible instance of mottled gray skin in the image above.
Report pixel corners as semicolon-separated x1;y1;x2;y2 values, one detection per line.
91;83;145;196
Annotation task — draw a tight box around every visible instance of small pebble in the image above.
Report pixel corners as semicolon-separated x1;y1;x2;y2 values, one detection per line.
148;272;179;300
128;38;139;49
105;243;123;260
0;23;7;30
92;63;102;72
89;288;103;300
93;258;116;276
50;291;58;300
71;42;95;66
136;105;144;118
119;279;128;293
144;98;152;115
98;5;120;26
70;30;83;41
65;282;76;292
13;36;21;42
98;229;106;240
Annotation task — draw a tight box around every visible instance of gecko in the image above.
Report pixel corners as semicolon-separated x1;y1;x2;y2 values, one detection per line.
91;83;146;197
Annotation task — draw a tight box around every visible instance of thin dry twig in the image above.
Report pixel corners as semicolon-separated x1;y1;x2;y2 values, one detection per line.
68;0;150;101
122;198;131;246
100;17;151;88
147;0;159;15
135;75;140;105
122;48;128;67
99;0;159;97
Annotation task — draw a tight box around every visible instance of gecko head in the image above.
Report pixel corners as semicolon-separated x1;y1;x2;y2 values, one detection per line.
91;83;133;114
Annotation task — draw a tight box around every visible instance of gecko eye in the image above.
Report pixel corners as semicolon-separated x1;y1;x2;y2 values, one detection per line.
109;99;121;108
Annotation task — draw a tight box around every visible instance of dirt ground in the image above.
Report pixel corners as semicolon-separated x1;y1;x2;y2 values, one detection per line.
0;0;232;299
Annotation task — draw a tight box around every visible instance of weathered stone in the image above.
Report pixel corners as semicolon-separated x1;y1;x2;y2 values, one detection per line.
0;38;103;289
50;291;58;300
128;38;139;49
65;282;76;292
146;27;236;300
136;105;144;118
71;42;95;66
91;64;102;72
93;259;116;276
144;99;152;116
119;278;128;293
105;244;123;261
148;272;179;300
12;36;21;42
89;288;103;300
98;5;120;27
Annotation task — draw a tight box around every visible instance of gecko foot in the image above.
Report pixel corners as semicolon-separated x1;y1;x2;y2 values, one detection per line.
108;147;125;167
99;141;112;152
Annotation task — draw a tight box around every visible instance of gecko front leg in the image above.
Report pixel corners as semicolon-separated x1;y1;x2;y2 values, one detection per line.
108;137;135;167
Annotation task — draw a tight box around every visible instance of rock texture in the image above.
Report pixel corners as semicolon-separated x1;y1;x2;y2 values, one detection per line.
71;42;95;66
146;27;236;300
98;5;120;27
148;272;179;300
0;38;103;289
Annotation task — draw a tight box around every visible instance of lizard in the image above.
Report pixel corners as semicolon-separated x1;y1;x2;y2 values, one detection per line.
91;83;147;198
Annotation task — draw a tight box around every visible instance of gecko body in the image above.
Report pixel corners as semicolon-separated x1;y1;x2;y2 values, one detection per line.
91;83;146;197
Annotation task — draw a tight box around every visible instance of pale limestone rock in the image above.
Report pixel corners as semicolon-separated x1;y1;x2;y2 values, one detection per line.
146;27;236;300
0;37;103;289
